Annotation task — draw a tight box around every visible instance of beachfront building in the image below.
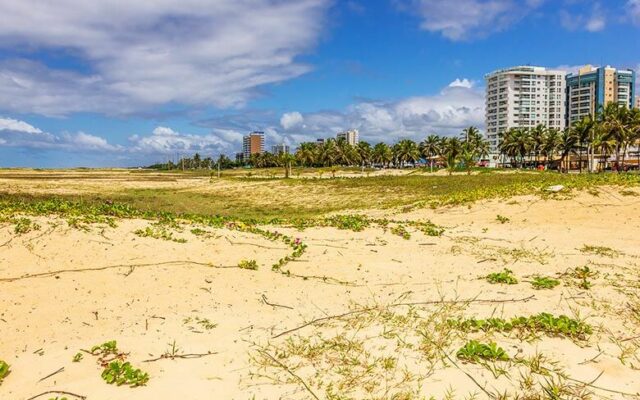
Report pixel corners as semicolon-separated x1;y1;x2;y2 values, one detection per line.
242;131;265;159
336;129;359;145
566;65;636;124
485;66;567;161
271;143;290;155
635;96;640;109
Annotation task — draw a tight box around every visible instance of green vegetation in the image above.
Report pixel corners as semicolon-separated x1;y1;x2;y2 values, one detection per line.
13;217;40;234
530;276;560;290
0;360;9;384
90;340;119;356
564;266;598;290
134;224;187;243
486;268;518;285
184;316;217;330
580;244;621;258
238;259;258;270
448;313;592;340
496;214;510;224
456;340;510;362
390;225;411;240
72;352;83;362
101;361;149;387
2;171;639;221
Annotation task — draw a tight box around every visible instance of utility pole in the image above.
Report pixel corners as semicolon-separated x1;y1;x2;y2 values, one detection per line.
217;155;221;178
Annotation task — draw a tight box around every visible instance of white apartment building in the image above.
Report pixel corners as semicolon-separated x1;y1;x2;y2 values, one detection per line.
485;66;566;155
336;129;359;146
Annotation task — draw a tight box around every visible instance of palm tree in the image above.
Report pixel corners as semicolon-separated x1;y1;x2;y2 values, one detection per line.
557;128;578;173
295;142;316;167
499;128;532;168
372;142;393;168
419;134;441;172
600;102;628;172
530;124;547;167
440;137;462;175
278;152;296;178
572;116;594;173
356;141;372;169
542;128;561;169
393;139;420;167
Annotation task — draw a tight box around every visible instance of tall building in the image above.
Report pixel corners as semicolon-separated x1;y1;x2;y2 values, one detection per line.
242;131;265;159
336;129;359;145
271;143;290;155
635;96;640;109
485;66;566;154
566;65;636;124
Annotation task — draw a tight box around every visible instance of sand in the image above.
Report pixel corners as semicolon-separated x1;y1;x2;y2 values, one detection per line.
1;187;640;399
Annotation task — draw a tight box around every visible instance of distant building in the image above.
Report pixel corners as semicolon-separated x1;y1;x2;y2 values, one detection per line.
242;131;265;159
566;65;636;125
336;129;359;145
271;143;290;155
635;96;640;109
316;138;325;145
485;66;566;155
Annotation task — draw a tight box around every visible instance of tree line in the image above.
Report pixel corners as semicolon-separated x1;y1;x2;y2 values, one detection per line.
150;103;640;175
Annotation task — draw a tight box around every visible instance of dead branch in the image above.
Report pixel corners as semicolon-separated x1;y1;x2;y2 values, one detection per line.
0;260;236;282
27;390;86;400
142;351;217;363
272;295;535;339
257;349;320;400
261;294;294;309
38;367;64;382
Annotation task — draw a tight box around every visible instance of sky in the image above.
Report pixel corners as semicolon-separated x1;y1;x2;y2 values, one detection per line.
0;0;639;167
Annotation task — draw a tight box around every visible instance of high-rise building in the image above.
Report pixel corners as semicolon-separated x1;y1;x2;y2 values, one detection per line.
635;96;640;109
271;143;290;154
485;66;566;154
242;131;265;159
566;65;636;124
336;129;359;145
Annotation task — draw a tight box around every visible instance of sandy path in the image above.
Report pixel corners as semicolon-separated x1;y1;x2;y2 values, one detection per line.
1;190;640;399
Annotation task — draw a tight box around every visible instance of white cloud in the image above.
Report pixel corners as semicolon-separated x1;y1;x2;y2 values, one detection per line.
629;0;640;25
0;117;120;151
278;81;485;142
0;0;330;116
448;78;474;88
0;117;43;134
280;112;305;130
560;3;606;32
397;0;543;41
129;126;235;155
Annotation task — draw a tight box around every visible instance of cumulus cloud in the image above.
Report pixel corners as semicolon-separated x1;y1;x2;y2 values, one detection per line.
280;112;305;130
560;3;606;32
129;126;236;155
277;79;484;143
0;117;120;151
0;0;329;116
0;117;42;134
397;0;543;40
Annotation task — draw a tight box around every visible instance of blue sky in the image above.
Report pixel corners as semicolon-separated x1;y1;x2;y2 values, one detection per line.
0;0;639;167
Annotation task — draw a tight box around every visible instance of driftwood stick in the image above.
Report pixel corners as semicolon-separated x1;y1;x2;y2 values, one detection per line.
272;295;535;339
262;294;294;309
143;351;217;363
38;367;64;382
27;390;86;400
257;349;320;400
0;260;235;282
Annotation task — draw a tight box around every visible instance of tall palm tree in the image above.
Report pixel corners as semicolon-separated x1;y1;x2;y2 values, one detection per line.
529;124;547;167
295;142;316;167
499;128;532;168
542;128;561;169
600;102;628;172
356;141;372;169
440;137;462;175
278;152;296;178
372;142;393;168
572;116;594;173
393;139;420;167
419;134;441;172
557;128;578;173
